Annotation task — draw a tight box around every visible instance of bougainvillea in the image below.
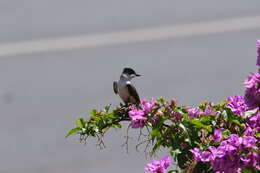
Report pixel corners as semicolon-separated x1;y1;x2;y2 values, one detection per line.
66;41;260;173
244;72;260;110
128;108;147;128
190;134;259;173
145;156;172;173
187;107;203;118
226;95;247;116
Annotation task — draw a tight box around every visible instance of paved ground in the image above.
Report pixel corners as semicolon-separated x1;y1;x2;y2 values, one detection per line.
0;0;260;172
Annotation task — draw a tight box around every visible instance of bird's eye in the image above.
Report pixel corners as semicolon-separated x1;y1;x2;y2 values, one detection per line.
130;74;136;78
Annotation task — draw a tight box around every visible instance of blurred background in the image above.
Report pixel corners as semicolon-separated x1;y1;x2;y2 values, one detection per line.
0;0;260;172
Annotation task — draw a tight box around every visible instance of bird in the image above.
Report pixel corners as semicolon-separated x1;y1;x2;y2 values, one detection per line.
113;67;141;105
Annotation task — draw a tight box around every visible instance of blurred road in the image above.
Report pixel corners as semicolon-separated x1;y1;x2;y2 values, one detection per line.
0;0;260;173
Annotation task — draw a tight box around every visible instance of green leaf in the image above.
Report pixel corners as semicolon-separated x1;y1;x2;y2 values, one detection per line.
170;148;182;160
106;113;116;119
151;128;161;138
104;104;111;113
156;97;166;105
231;119;242;127
219;101;227;107
255;133;260;137
65;127;81;138
241;167;259;173
200;115;213;123
90;109;97;116
222;110;228;121
112;123;122;129
93;126;99;133
184;137;191;144
222;129;231;136
76;118;85;128
191;119;212;132
244;109;258;118
241;168;251;173
178;123;191;144
168;170;179;173
179;123;187;133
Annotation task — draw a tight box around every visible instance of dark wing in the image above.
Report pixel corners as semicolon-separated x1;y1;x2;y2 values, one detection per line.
113;81;118;94
126;83;140;104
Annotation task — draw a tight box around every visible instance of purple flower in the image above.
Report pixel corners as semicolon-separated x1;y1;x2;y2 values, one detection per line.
257;40;260;66
145;160;163;173
160;156;171;169
226;95;248;116
240;152;260;169
204;107;213;115
227;134;241;147
171;112;182;123
144;156;171;173
200;151;212;162
247;152;260;169
213;129;222;143
141;99;157;114
247;111;260;129
128;109;145;117
244;73;260;89
190;148;202;161
244;73;260;110
187;107;203;118
128;109;147;128
208;146;225;159
240;155;251;166
242;136;257;149
244;126;254;136
150;115;160;125
196;133;260;172
218;143;237;154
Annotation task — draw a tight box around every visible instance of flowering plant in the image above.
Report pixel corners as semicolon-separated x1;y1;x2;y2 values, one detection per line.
66;41;260;173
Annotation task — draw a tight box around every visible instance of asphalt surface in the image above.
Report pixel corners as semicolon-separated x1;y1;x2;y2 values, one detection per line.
0;1;260;173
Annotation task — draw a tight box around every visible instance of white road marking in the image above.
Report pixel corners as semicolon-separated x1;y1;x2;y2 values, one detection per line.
0;15;260;57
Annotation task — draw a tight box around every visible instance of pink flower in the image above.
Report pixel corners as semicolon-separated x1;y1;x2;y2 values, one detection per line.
187;107;203;118
208;146;225;159
141;99;157;114
213;129;222;143
204;107;213;115
145;156;171;173
128;109;147;128
226;95;247;116
171;112;182;123
150;115;159;125
190;148;202;161
244;73;260;110
247;111;260;129
244;126;254;136
242;136;257;149
200;151;212;162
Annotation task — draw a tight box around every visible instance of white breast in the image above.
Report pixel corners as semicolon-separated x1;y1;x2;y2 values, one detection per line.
117;79;130;102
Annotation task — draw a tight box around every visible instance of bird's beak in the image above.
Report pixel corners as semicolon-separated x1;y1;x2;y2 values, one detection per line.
135;74;141;77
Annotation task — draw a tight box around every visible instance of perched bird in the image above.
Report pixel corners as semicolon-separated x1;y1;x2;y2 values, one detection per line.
113;68;141;105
